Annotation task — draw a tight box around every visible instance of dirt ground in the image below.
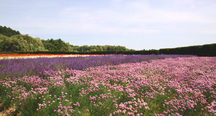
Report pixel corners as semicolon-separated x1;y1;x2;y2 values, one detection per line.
0;98;17;116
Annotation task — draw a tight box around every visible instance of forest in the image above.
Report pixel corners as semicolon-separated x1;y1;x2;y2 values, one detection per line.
0;25;215;56
0;25;131;52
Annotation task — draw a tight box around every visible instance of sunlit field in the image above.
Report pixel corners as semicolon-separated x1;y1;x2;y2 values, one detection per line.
0;53;101;60
0;54;215;116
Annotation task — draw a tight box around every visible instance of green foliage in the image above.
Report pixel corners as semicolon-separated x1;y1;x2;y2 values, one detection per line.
1;25;216;56
72;45;130;52
0;34;46;52
0;25;20;37
159;43;216;56
41;38;73;51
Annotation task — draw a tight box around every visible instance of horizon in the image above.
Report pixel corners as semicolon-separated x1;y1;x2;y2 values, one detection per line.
0;0;216;50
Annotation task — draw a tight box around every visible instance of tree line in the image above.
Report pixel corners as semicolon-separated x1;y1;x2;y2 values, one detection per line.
159;43;216;56
0;25;131;52
0;25;215;56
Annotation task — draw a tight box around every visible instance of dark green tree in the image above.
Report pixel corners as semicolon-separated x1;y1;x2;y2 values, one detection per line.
0;25;20;37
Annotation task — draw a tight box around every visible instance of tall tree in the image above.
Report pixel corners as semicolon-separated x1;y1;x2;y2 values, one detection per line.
0;25;20;37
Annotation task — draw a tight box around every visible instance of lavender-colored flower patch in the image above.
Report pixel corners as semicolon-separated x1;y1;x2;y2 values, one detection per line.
0;54;194;79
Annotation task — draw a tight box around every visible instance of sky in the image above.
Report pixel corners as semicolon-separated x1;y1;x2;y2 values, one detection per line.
0;0;216;50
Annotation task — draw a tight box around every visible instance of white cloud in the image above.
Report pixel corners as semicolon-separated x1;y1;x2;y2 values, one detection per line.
47;0;215;36
2;0;216;49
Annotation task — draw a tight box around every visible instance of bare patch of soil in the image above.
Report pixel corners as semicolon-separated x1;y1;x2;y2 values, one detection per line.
0;98;18;116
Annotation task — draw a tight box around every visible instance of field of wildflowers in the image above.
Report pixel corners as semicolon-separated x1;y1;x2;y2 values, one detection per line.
0;54;216;116
0;54;190;80
0;53;101;60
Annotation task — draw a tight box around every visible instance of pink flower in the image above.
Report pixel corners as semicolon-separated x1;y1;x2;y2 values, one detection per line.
122;109;126;114
109;113;112;116
78;111;81;114
163;111;168;114
86;109;89;112
76;102;80;107
69;109;73;113
57;109;61;113
54;110;56;112
145;106;150;110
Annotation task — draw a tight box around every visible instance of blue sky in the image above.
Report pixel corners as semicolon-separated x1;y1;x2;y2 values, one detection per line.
0;0;216;50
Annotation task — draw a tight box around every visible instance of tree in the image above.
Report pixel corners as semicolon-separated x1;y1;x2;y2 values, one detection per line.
0;34;46;52
41;38;73;51
0;25;20;37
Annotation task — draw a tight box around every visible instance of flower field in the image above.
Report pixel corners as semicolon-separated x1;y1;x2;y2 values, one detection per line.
0;54;216;116
0;53;102;60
